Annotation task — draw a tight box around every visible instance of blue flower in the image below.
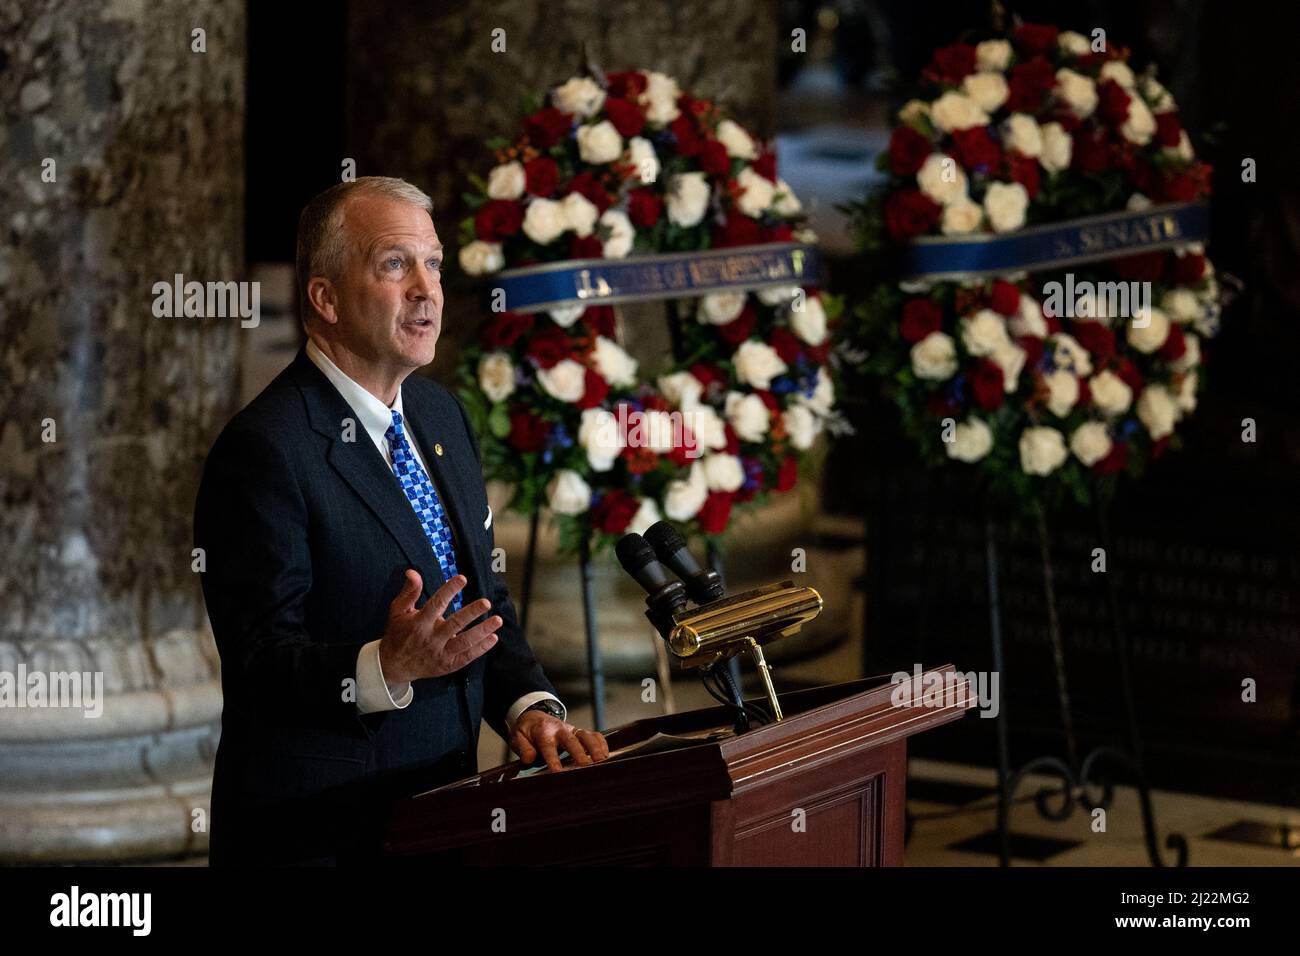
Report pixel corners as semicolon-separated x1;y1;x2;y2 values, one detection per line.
770;377;797;395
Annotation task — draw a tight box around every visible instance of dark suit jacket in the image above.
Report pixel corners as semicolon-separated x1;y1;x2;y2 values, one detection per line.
194;346;555;865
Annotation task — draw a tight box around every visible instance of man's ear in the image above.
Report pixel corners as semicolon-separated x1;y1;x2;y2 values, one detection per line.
306;276;339;325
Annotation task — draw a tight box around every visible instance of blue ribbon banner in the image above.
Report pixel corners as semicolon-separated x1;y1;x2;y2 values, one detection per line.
902;201;1209;279
488;242;821;314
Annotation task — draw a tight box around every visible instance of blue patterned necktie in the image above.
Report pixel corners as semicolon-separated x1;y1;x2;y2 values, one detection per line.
385;409;462;612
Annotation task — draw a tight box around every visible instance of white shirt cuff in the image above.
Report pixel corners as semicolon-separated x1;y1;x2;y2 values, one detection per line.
355;640;413;714
505;692;566;734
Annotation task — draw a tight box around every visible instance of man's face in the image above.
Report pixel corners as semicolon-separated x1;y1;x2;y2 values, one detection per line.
329;193;444;372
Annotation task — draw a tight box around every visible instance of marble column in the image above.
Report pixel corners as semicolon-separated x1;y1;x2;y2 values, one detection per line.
0;0;244;861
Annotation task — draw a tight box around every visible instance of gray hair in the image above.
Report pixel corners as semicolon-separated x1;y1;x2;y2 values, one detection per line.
295;176;434;323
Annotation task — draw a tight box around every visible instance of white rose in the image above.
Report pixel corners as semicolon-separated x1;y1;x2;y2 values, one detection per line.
703;453;745;492
477;352;516;403
1002;113;1043;158
941;197;984;235
626;136;659;184
715;118;758;159
536;358;588;403
552;76;605;118
1173;333;1200;373
772;179;802;217
1176;371;1198;415
917;153;968;206
628;497;662;537
911;331;958;381
725;390;771;442
576;120;623;164
782;405;820;450
1143;76;1176;112
640;71;681;126
1055;68;1098;118
1089;370;1133;417
1120;96;1156;146
976;39;1012;71
592;335;638;387
1164;130;1194;162
458;240;503;276
983;181;1029;233
1049;332;1094;377
1058;30;1091;56
578;407;622;472
990;340;1027;392
1070;421;1112;466
599;208;635;259
736;166;775;217
561;191;600;237
898;98;931;124
733;339;788;389
486;161;525;200
1099;60;1137;89
658;370;704;410
1126;308;1171;354
1162;289;1201;325
546;469;592;515
946;417;993;463
664;463;708;520
549;303;585;327
1040;122;1073;173
1127;192;1153;211
929;91;990;133
1136;384;1177;439
795;366;835;416
961;308;1010;356
633;409;677;452
1010;294;1048;338
757;284;800;306
1019;426;1069;475
522;197;568;245
789;295;828;346
683;405;728;451
962;72;1009;113
698;291;747;325
667;172;710;227
1044;370;1080;417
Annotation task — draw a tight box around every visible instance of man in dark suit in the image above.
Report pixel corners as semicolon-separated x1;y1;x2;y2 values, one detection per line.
195;177;608;865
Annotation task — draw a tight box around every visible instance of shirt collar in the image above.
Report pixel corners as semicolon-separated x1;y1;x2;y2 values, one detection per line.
305;337;406;445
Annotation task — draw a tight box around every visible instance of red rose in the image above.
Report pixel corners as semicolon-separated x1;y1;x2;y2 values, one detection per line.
700;139;731;176
627;188;661;227
989;280;1021;317
1070;319;1116;365
1005;150;1042;199
566;171;612;212
1159;323;1187;362
670;115;703;155
1093;440;1128;475
951;127;1002;173
752;149;778;182
1111;252;1165;282
1076;377;1091;408
1158;170;1197;202
523;107;571;148
1169;252;1205;284
884;190;941;241
806;340;831;363
592;489;639;534
1017;335;1046;368
1013;23;1060;57
1072;128;1111;175
605;70;647;99
926;393;960;419
524;156;560;197
715;210;763;247
926;43;977;84
775;456;798;492
764;223;794;243
697;492;734;535
690;362;726;391
1155;111;1182;148
900;297;943;343
582;305;616;338
569;234;603;259
507;408;549;452
1115;357;1143;393
525;326;571;369
970;359;1005;410
1006;58;1056;113
474;199;523;242
716;306;757;345
603;96;646;138
769;327;802;364
1115;147;1154;195
888;125;933;177
723;423;740;455
479;310;534;350
1097;80;1132;126
575;368;610;410
754;390;781;414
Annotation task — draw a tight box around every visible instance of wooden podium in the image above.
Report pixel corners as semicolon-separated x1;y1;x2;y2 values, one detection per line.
383;664;974;865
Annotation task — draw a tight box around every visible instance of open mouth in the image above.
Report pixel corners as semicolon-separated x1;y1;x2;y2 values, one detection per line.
403;318;434;329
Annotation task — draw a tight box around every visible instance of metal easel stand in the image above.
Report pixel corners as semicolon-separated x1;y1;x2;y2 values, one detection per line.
988;498;1188;867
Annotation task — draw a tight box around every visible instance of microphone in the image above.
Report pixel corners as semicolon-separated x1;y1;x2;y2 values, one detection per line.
615;533;688;641
643;521;725;605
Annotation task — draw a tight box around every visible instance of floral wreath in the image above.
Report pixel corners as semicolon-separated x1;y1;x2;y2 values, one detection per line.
844;21;1223;512
454;68;845;553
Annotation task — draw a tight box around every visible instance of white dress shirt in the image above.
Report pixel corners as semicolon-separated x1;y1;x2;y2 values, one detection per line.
304;339;564;735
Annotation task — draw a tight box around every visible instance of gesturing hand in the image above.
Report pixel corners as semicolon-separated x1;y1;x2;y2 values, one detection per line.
377;570;500;684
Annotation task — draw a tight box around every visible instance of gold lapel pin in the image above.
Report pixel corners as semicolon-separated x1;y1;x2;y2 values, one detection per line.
434;442;444;456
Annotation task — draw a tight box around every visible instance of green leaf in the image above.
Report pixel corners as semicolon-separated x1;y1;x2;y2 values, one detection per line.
488;402;512;439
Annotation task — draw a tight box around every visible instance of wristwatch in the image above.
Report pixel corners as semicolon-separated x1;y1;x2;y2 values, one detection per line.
522;698;566;720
